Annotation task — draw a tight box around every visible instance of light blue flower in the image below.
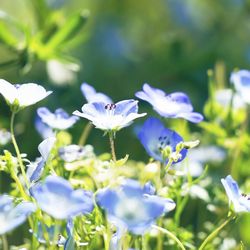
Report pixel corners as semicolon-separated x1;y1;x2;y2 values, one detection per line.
221;175;250;213
175;145;226;177
0;129;11;146
59;144;94;162
37;107;79;130
27;137;56;183
73;100;146;132
230;70;250;104
0;195;35;235
35;115;55;139
138;117;187;164
96;179;175;235
81;82;112;103
0;80;52;110
30;175;94;219
135;83;203;123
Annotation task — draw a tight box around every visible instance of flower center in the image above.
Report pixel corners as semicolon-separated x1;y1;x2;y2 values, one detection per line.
241;193;250;200
158;135;171;151
105;103;116;110
14;84;21;89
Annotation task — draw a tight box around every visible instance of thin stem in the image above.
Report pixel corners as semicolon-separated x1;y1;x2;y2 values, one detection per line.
198;216;234;250
152;225;186;250
109;132;116;162
78;122;93;146
10;112;30;200
165;159;173;173
1;235;8;250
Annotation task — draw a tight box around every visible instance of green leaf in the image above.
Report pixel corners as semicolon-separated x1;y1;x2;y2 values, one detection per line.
199;121;227;138
46;10;89;50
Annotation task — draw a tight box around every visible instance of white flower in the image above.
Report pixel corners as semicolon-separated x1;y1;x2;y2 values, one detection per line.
73;100;146;132
0;79;52;110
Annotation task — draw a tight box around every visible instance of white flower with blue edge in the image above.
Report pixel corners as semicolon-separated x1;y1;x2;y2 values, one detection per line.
96;179;175;235
73;99;146;132
135;83;203;123
221;175;250;213
230;70;250;104
30;175;94;219
0;195;35;235
0;79;52;110
27;137;56;183
37;107;79;130
81;82;113;103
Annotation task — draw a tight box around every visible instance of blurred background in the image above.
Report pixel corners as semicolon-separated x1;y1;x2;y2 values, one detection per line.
1;0;250;248
1;0;250;160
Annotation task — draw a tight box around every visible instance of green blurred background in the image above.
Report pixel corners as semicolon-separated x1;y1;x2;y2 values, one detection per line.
0;0;250;160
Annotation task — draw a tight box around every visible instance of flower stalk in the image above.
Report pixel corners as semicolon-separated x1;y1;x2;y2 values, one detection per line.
198;215;235;250
10;112;30;199
109;132;116;162
152;225;186;250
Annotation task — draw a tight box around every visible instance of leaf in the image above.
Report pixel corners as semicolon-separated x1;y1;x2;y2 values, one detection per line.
198;122;227;138
46;10;89;50
111;154;129;167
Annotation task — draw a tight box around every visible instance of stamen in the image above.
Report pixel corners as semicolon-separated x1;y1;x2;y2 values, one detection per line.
105;103;116;110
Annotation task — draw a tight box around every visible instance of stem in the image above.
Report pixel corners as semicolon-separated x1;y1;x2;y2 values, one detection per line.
198;216;234;250
1;235;8;250
109;132;116;162
10;112;30;200
174;195;189;227
152;225;186;250
157;219;163;250
78;122;93;146
165;159;173;173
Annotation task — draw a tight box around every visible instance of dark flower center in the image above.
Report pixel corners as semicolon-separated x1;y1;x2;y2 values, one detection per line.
241;193;250;200
105;103;116;110
158;135;171;151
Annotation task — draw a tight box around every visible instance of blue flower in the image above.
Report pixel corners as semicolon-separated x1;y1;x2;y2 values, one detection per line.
37;107;79;130
35;115;55;139
221;175;250;213
0;80;52;110
73;100;146;132
138;117;187;164
135;83;203;123
59;144;94;162
0;195;35;235
96;179;175;235
230;70;250;104
30;175;94;219
81;82;113;103
27;137;56;183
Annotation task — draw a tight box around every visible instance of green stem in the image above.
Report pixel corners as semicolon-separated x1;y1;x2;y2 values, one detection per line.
165;159;173;173
152;225;186;250
10;112;30;200
174;195;189;227
109;132;116;162
157;219;163;250
1;235;8;250
78;122;93;146
198;216;234;250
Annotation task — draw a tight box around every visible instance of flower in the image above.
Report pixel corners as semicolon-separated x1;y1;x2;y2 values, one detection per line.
0;129;11;146
0;195;35;235
174;145;226;177
0;79;52;110
135;83;203;123
27;137;56;183
46;60;79;85
96;179;175;235
137;117;187;164
73;100;146;132
37;107;79;130
81;82;112;103
30;175;94;219
215;88;245;110
221;175;250;213
230;70;250;104
35;115;55;139
59;144;94;162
